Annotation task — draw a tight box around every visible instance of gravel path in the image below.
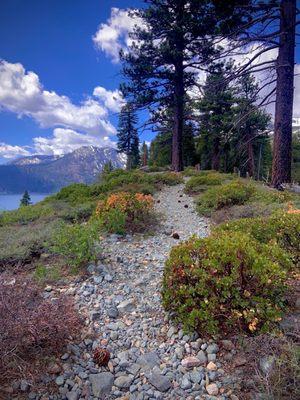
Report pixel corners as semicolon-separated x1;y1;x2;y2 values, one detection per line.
32;183;246;400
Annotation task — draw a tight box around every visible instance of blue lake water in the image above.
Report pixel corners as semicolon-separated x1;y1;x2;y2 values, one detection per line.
0;193;52;211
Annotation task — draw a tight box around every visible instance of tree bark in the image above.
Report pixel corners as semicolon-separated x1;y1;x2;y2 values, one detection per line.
212;137;220;170
171;1;184;172
271;0;296;187
247;133;255;177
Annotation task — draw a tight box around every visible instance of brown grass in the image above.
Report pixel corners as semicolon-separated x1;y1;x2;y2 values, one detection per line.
0;273;82;388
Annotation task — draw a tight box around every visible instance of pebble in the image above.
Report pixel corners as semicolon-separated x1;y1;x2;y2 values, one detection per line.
26;182;244;399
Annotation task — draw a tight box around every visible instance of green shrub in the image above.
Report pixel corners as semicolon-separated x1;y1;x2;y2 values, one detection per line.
95;192;154;234
0;203;54;226
215;211;300;265
185;173;224;194
196;179;255;215
34;264;61;283
162;232;290;335
51;221;100;269
152;172;184;186
54;183;93;204
60;202;95;222
99;208;127;235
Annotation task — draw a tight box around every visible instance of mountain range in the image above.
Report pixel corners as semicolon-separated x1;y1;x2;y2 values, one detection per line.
0;146;126;193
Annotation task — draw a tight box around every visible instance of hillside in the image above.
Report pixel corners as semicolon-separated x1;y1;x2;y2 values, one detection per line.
0;146;126;193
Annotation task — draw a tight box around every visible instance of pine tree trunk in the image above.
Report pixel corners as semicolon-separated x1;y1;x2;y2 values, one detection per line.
247;133;255;177
171;1;184;172
271;0;296;187
212;137;220;170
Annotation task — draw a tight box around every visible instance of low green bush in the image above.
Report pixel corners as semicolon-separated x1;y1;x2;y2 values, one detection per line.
215;211;300;265
34;264;61;283
0;203;54;226
152;172;184;186
51;221;100;269
196;179;255;215
185;173;224;194
54;183;93;204
162;232;290;335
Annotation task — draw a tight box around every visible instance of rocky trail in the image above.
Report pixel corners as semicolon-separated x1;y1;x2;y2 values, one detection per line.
39;183;248;400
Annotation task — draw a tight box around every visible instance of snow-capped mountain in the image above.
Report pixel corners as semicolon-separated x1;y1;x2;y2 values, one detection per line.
0;146;126;193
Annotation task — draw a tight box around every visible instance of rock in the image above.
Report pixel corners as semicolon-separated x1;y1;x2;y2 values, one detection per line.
167;326;177;338
259;356;275;375
44;285;52;292
48;362;61;375
66;390;79;400
107;306;119;318
181;356;202;368
207;353;216;362
206;344;219;354
87;264;95;274
104;274;113;282
137;352;160;369
233;355;247;367
148;373;172;392
206;362;217;371
206;383;219;395
172;233;180;239
220;340;235;351
114;375;134;389
20;380;29;392
196;350;207;365
117;299;135;313
190;371;203;384
90;372;114;398
181;376;192;390
55;376;65;387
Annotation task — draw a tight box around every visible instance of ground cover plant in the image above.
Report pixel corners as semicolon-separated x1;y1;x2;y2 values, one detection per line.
95;191;154;234
0;274;81;388
215;211;300;266
184;171;234;194
162;231;290;335
0;169;180;271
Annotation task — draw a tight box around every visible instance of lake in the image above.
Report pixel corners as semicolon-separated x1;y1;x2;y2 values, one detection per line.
0;193;52;211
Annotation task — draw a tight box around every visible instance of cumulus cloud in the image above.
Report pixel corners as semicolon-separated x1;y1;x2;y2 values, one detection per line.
93;86;124;112
0;60;119;135
33;128;114;155
0;60;124;159
0;143;31;159
93;8;142;63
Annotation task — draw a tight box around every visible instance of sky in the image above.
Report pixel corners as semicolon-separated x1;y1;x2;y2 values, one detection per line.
0;0;300;164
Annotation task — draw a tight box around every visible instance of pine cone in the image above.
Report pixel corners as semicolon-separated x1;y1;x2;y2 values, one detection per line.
93;347;110;366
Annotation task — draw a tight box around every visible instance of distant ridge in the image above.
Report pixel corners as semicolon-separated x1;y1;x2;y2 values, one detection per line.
0;146;126;193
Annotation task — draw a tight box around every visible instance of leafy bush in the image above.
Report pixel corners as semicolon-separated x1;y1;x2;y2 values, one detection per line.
51;221;99;269
196;179;255;215
0;275;81;386
152;172;184;186
95;191;154;233
34;264;61;283
60;202;95;222
185;173;224;194
54;183;93;204
162;232;290;335
0;203;54;226
215;211;300;264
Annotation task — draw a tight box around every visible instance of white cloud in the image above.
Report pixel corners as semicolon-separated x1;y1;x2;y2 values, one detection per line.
0;60;118;135
0;143;31;159
93;8;142;63
33;128;115;155
93;86;124;112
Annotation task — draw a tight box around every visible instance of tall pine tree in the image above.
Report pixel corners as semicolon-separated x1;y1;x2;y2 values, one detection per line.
141;142;149;167
197;63;236;171
117;104;140;170
120;1;245;171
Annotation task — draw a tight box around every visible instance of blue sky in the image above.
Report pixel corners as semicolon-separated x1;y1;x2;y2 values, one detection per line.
0;0;148;163
0;0;300;164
